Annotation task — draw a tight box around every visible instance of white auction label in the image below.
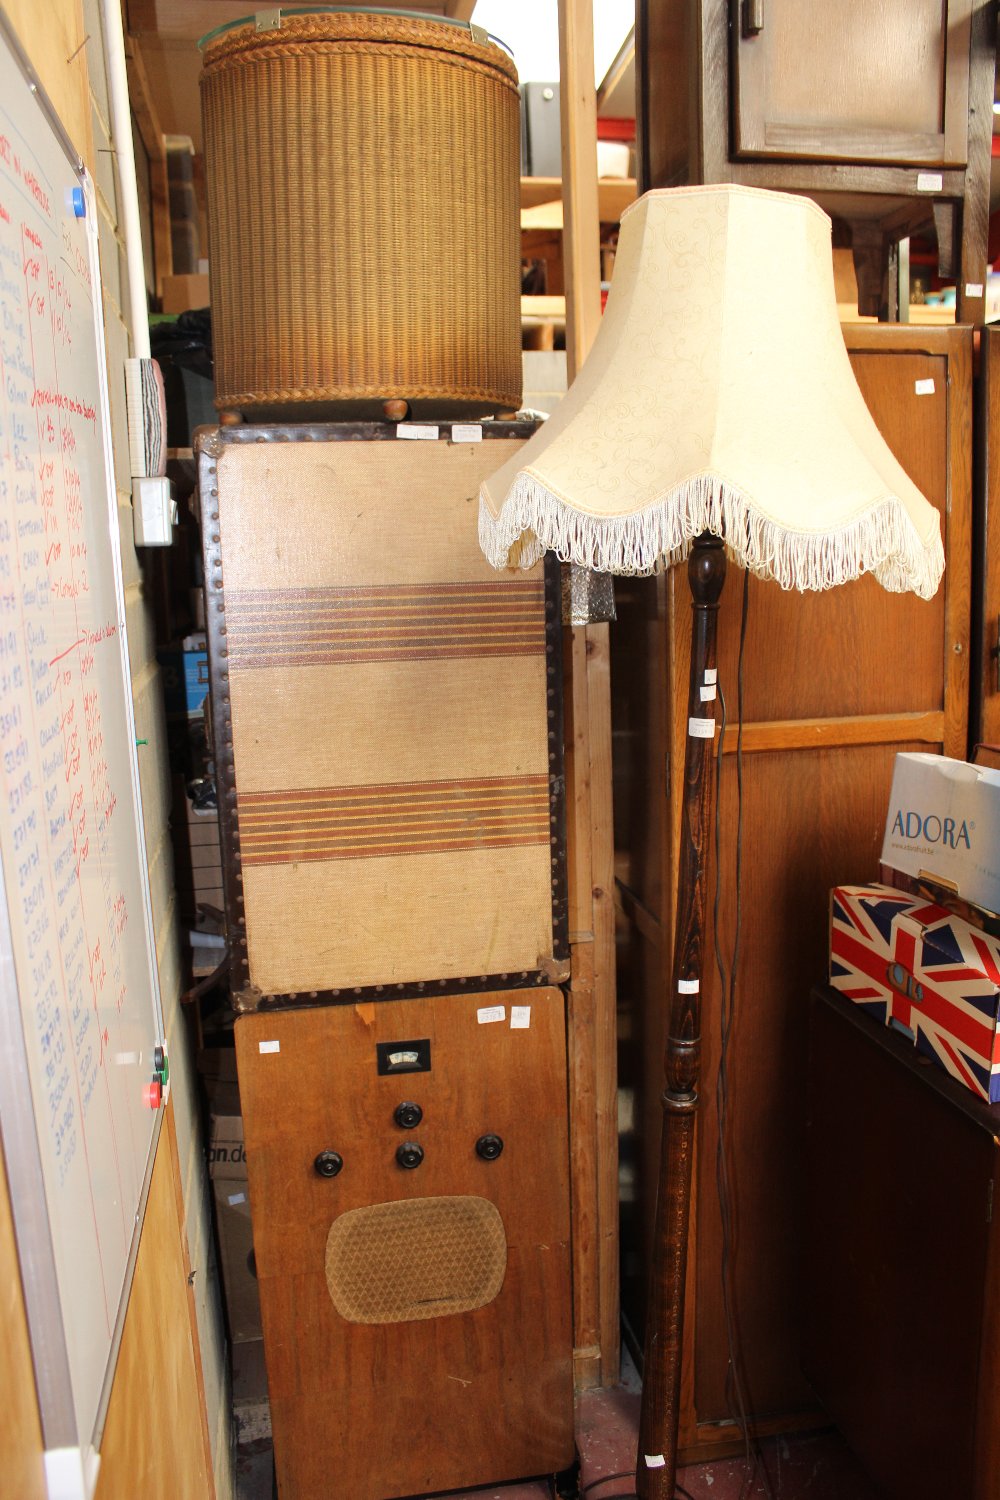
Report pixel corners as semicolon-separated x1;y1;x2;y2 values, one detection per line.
914;379;935;396
644;1455;666;1468
258;1039;280;1054
477;1005;506;1024
916;172;943;192
227;1192;246;1207
451;423;483;442
677;978;700;994
704;668;718;684
700;683;717;701
510;1006;532;1029
396;423;439;440
965;282;985;298
688;716;716;738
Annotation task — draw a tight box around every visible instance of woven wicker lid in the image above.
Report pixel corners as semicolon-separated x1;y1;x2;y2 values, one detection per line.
199;7;520;93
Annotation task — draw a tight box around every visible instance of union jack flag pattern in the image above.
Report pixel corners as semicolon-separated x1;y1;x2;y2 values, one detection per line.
830;884;1000;1103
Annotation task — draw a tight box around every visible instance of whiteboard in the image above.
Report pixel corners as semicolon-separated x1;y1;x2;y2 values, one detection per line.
0;14;164;1494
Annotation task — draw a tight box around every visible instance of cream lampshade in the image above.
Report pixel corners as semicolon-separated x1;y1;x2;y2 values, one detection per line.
480;183;943;596
479;182;943;1500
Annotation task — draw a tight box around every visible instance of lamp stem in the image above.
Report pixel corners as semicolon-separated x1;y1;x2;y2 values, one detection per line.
636;531;727;1499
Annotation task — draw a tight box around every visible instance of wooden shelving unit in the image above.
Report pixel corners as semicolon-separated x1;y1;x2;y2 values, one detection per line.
520;175;637;223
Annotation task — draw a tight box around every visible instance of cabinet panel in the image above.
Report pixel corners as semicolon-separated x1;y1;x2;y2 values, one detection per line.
693;740;937;1421
611;325;973;1453
716;350;950;724
804;990;992;1499
732;0;971;167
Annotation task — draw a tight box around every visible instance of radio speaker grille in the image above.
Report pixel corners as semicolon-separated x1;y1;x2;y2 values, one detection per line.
324;1195;507;1325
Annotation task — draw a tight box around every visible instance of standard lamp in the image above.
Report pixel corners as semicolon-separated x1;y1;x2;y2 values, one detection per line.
479;184;943;1498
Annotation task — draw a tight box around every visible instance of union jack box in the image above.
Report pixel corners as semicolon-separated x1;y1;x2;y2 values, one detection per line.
830;884;1000;1103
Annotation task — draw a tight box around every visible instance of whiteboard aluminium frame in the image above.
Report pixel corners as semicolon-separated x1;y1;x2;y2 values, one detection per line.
0;10;165;1498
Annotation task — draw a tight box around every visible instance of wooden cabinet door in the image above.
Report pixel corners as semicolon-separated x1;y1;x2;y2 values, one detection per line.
612;324;972;1457
804;990;992;1500
732;0;972;167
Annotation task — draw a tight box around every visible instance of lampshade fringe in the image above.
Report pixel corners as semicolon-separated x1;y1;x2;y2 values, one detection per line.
479;472;944;599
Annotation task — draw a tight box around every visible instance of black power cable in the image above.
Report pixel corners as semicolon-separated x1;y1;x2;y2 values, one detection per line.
580;1475;697;1500
711;572;778;1500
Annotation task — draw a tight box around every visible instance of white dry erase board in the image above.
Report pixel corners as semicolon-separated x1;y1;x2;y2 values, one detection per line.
0;15;164;1499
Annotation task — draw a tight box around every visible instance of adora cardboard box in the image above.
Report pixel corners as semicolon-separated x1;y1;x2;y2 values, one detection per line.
880;753;1000;917
830;883;1000;1103
203;1051;262;1343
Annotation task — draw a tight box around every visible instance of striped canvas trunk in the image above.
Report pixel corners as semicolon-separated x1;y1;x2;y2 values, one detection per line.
198;423;567;1010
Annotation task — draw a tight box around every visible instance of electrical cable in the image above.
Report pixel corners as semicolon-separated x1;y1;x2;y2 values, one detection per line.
711;673;752;1497
579;1470;696;1500
711;572;778;1500
581;1473;635;1494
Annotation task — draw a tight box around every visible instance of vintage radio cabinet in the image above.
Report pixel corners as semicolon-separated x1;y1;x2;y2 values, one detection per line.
235;989;575;1498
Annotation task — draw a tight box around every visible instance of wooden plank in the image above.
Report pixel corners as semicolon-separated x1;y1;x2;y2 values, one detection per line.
719;710;946;755
123;34;164;159
520;177;638;222
4;0;92;166
556;0;620;1390
0;1136;47;1500
956;0;995;325
123;38;172;296
563;623;603;1387
557;0;603;381
586;622;621;1384
94;1106;215;1500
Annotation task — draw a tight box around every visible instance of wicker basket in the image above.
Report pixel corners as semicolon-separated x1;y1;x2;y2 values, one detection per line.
200;10;523;419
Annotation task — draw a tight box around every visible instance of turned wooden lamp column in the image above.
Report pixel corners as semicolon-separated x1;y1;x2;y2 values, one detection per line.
478;184;944;1497
636;530;725;1496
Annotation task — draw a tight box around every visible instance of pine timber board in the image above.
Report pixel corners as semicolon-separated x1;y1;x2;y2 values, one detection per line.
3;0;92;169
557;0;620;1390
94;1106;214;1500
123;33;172;296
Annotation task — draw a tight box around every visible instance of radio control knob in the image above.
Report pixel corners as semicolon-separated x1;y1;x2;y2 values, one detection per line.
314;1150;343;1178
475;1133;504;1162
394;1101;423;1129
396;1141;424;1170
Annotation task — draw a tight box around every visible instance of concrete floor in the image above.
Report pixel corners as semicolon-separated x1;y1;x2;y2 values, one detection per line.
236;1356;885;1500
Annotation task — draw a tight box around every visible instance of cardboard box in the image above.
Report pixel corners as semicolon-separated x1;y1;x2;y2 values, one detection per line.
204;1056;262;1341
830;883;1000;1103
881;753;1000;917
211;1179;260;1342
162;272;210;313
